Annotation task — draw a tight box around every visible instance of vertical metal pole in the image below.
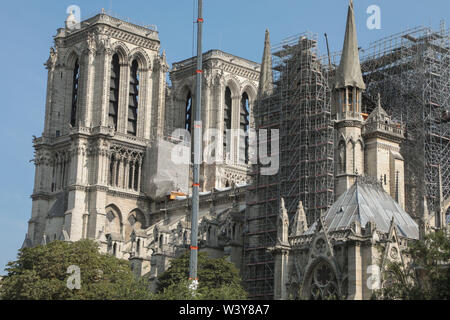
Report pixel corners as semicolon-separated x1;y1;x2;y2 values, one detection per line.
189;0;203;288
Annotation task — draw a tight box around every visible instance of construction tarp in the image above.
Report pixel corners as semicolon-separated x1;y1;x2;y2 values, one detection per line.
142;139;190;200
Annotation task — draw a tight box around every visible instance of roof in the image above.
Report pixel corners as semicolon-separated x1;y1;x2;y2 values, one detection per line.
306;179;419;239
333;0;366;90
366;94;389;122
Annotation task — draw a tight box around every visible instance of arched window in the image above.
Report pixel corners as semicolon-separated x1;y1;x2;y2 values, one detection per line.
134;161;140;191
113;243;117;256
240;92;250;164
308;261;339;300
109;155;115;186
70;59;80;127
136;239;140;256
128;60;139;135
185;91;193;133
348;86;354;112
224;87;232;161
109;54;120;130
159;235;164;249
338;141;345;173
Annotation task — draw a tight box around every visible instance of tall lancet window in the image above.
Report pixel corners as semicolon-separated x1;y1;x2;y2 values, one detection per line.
224;87;232;161
185;91;193;133
70;59;80;127
240;92;250;164
109;54;120;131
128;60;139;136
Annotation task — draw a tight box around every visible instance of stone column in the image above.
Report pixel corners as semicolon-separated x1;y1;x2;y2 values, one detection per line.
272;246;290;300
130;161;136;190
79;47;96;127
347;242;363;300
93;43;113;128
118;62;130;134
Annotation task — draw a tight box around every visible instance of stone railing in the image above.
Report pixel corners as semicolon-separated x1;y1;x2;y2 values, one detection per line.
363;121;405;137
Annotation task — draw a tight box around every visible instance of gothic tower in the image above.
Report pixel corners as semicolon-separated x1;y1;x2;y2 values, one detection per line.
333;0;366;199
27;11;167;249
168;50;260;190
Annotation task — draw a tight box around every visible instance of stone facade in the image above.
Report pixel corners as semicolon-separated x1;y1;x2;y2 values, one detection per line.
25;11;257;283
25;3;445;300
167;50;259;190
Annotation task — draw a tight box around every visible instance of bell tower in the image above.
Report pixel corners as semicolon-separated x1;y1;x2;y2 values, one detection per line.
333;0;366;199
27;11;166;248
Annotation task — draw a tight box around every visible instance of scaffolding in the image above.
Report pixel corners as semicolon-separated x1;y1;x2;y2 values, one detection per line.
243;23;449;300
360;25;450;221
243;32;333;299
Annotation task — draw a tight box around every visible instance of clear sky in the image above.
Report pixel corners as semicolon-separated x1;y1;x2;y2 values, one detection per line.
0;0;448;274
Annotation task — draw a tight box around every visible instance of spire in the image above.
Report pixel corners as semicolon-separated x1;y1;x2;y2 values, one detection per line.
258;29;274;98
291;201;308;236
334;0;366;90
277;198;289;244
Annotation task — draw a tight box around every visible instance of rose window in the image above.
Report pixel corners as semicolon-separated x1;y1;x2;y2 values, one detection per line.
309;262;339;300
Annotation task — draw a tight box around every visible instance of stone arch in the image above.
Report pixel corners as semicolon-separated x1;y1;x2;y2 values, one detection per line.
338;139;346;174
105;204;123;238
129;48;151;70
301;257;341;300
128;208;146;228
124;209;145;241
177;83;194;133
346;138;355;173
64;50;80;69
111;41;130;65
240;82;257;103
223;76;240;98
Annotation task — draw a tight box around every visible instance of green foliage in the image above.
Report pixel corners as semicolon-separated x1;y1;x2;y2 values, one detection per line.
374;230;450;300
155;251;247;300
0;240;152;300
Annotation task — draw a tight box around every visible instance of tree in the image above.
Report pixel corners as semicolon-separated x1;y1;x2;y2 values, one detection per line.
0;239;152;300
374;230;450;300
155;251;247;300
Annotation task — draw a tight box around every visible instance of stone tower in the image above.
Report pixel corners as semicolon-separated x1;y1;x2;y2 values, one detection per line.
167;50;260;190
363;94;406;208
27;11;167;248
333;0;366;199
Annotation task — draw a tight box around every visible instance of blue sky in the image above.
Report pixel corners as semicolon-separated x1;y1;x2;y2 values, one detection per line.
0;0;448;274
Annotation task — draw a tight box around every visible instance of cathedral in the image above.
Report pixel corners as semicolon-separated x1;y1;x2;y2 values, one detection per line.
24;1;448;299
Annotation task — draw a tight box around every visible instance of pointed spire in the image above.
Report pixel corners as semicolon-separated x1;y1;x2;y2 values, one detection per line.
258;29;274;98
277;198;289;244
334;0;366;90
291;201;308;236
